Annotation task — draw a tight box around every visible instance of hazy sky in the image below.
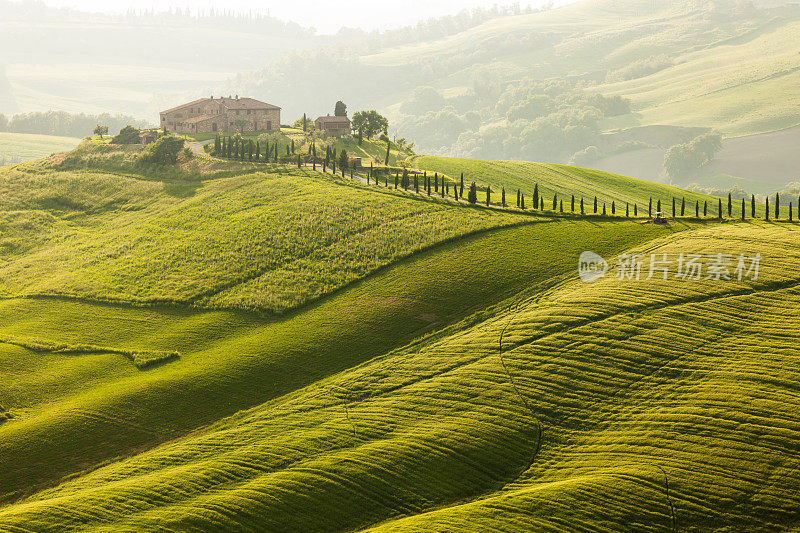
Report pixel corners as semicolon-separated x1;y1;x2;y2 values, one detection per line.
32;0;568;34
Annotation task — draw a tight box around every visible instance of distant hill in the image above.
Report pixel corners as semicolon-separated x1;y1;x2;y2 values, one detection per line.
229;0;800;189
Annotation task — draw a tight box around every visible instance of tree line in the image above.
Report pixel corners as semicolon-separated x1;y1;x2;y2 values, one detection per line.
0;111;151;138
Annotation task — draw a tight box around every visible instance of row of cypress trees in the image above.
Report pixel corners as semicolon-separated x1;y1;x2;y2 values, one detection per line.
213;135;297;162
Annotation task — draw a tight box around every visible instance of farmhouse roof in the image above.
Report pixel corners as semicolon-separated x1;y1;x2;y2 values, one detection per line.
316;115;350;123
161;96;280;114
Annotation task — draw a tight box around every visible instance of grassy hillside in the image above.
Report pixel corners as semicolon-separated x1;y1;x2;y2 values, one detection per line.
0;132;81;164
0;148;523;314
2;221;799;530
412;155;724;213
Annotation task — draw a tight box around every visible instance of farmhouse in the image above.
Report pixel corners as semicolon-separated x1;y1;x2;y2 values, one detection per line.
315;114;351;138
160;95;281;134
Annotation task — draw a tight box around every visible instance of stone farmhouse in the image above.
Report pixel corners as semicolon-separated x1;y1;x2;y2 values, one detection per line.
315;114;351;138
160;95;281;134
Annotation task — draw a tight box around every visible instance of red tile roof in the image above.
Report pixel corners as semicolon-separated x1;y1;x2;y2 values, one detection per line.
183;114;221;124
316;115;351;123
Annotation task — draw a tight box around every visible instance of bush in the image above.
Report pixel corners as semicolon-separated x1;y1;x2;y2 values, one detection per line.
137;135;185;166
112;125;141;144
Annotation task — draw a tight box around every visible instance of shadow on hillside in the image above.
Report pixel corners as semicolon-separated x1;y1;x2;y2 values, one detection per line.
162;179;200;198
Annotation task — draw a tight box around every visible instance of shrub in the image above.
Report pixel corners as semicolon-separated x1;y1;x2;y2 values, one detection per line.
137;135;185;166
112;125;141;144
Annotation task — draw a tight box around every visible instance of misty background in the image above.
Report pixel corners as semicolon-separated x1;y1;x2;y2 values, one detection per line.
1;0;799;196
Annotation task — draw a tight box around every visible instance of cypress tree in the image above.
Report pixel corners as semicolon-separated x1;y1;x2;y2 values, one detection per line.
790;202;794;222
594;196;598;214
434;173;438;193
611;201;615;215
681;197;685;216
486;186;491;206
460;174;465;197
302;113;307;132
214;135;220;154
648;198;652;217
552;194;557;211
672;197;675;217
559;199;563;213
704;200;707;217
626;203;629;217
718;198;722;219
741;198;745;220
520;192;525;209
571;195;575;212
516;189;520;208
502;187;506;207
752;194;756;218
580;198;585;215
297;153;301;168
441;179;445;198
766;197;770;220
275;141;279;163
446;183;450;195
412;170;418;193
394;171;399;189
291;139;295;154
255;141;260;161
728;193;732;217
454;182;458;201
540;198;544;210
634;204;638;217
695;200;699;218
776;192;780;219
468;183;478;204
657;199;661;213
427;175;431;196
602;203;606;216
533;184;539;209
385;140;390;165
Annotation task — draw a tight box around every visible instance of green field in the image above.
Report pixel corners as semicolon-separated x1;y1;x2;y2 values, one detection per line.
0;132;82;164
2;220;799;530
1;141;798;530
413;155;725;213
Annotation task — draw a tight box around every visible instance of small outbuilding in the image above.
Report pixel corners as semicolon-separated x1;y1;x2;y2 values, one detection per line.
315;114;351;138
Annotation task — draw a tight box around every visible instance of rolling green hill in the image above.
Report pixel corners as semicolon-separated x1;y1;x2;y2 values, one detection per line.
412;155;725;213
1;221;798;531
1;142;796;530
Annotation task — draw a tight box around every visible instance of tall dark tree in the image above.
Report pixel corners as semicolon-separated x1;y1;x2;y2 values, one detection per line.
580;198;584;215
752;194;756;218
502;187;506;207
385;140;391;165
718;198;722;219
626;203;629;217
672;197;676;218
401;167;409;190
434;172;439;193
727;193;732;217
657;199;661;213
571;195;575;212
594;196;598;214
214;135;220;153
559;199;563;212
611;201;615;215
533;184;539;209
695;200;699;218
516;189;521;208
486;186;491;206
255;140;260;161
302;113;307;132
648;198;652;217
520;192;525;209
790;202;794;222
602;203;607;216
460;174;465;197
741;198;746;220
766;197;770;220
634;204;638;217
552;194;557;211
681;197;685;216
704;201;707;217
468;183;478;204
339;149;348;172
334;101;347;117
414;171;419;193
291;139;295;154
776;192;780;219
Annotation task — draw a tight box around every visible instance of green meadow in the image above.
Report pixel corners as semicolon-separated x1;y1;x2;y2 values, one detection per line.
0;139;798;530
0;132;82;163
